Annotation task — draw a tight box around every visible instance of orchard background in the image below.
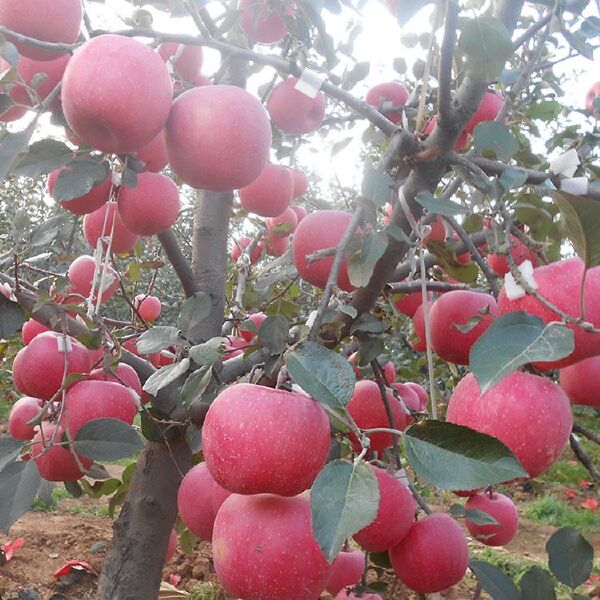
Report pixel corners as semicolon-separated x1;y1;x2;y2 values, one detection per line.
0;0;599;598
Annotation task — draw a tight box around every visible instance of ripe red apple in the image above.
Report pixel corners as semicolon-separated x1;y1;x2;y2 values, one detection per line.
498;257;600;369
133;294;162;322
166;85;272;191
560;356;600;407
411;302;428;352
365;82;409;124
165;530;177;563
266;206;298;238
265;233;290;257
118;172;180;235
487;235;537;276
389;513;468;594
212;494;330;600
585;81;600;111
134;129;169;172
12;347;27;393
212;481;232;514
464;91;504;134
0;0;82;61
354;466;417;552
429;290;498;365
67;255;119;303
238;0;291;44
193;73;212;87
88;363;142;398
289;168;308;199
62;34;173;154
405;382;428;411
178;462;220;540
202;383;330;496
239;162;294;218
267;76;327;135
382;360;396;383
292;210;357;292
390;383;420;425
32;423;93;482
48;166;111;216
21;318;50;345
424;116;469;151
8;396;43;440
19;331;91;400
347;380;410;452
83;202;140;254
446;371;573;478
391;284;431;317
240;312;267;342
334;591;382;600
291;205;308;223
158;42;203;83
325;549;365;596
465;492;518;547
423;214;446;244
231;235;264;264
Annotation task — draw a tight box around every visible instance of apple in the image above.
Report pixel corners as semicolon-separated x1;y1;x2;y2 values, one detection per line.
0;0;82;61
67;255;119;303
117;172;180;235
88;363;142;397
410;302;428;352
18;331;91;400
212;494;330;600
464;91;504;134
32;423;93;482
266;206;298;238
265;233;290;257
193;73;212;87
291;205;308;223
8;396;43;440
21;318;50;345
292;210;357;292
158;42;203;83
446;371;573;478
347;380;410;452
424;116;469;151
166;85;272;191
12;347;27;393
354;466;417;552
289;168;308;199
133;294;162;322
0;53;70;121
149;350;175;368
405;382;428;411
391;284;431;317
465;492;518;547
202;383;330;496
498;257;600;369
429;290;498;365
238;0;291;44
390;382;420;425
239;162;294;218
267;76;327;135
240;312;267;342
178;462;220;540
423;214;446;244
334;591;382;600
48;166;111;216
559;356;600;407
231;235;264;264
83;202;140;254
585;81;600;111
487;235;537;276
134;129;168;173
62;34;173;154
165;530;177;563
365;82;409;124
389;513;468;594
325;549;365;596
212;481;232;514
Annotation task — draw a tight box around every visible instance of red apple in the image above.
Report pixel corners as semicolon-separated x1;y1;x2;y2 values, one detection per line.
231;235;264;264
382;360;396;383
133;294;162;322
423;214;446;244
238;0;290;44
266;206;298;238
424;116;469;151
202;383;330;496
165;530;177;563
292;210;357;292
334;591;382;600
178;462;219;540
405;382;428;411
464;91;504;133
134;129;169;172
267;76;326;135
411;302;428;352
67;255;119;303
429;290;498;365
166;85;272;191
289;168;308;199
390;382;420;424
12;347;27;393
487;235;537;276
240;312;267;342
391;284;431;317
265;233;290;257
560;356;600;407
212;482;232;514
365;82;409;124
212;494;330;600
325;549;365;596
62;34;173;154
239;162;294;218
158;42;203;83
48;166;111;216
389;513;468;594
8;396;43;440
88;363;142;398
83;202;140;254
585;81;600;111
194;73;212;87
446;371;573;478
354;466;416;552
21;318;50;345
291;205;308;223
465;492;518;547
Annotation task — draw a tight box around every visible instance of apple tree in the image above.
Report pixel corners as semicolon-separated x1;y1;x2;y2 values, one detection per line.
0;0;598;598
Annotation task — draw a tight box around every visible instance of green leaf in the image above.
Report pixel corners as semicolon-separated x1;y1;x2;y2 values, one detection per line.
520;566;556;600
342;61;370;90
285;341;356;409
362;161;393;207
347;231;388;288
188;343;221;367
258;314;289;354
0;460;41;533
465;508;499;526
426;240;480;283
136;326;181;355
0;294;25;339
143;358;191;396
551;191;600;268
499;168;528;191
29;215;69;248
13;139;73;177
0;125;36;181
310;460;379;563
546;527;594;589
177;293;211;338
73;418;144;461
527;100;562;122
470;312;574;394
180;365;213;409
0;436;24;473
470;560;520;600
51;157;110;202
403;421;528;490
458;16;513;82
473;122;519;160
415;192;468;217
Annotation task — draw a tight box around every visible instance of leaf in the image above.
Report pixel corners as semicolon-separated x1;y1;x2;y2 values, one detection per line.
426;240;480;283
0;294;25;339
188;343;220;367
136;326;181;355
180;366;213;409
470;560;520;600
415;192;468;217
0;436;23;473
519;566;556;600
0;460;41;533
551;191;600;268
310;460;379;563
13;139;73;177
143;358;191;396
470;312;575;394
348;231;388;288
458;16;513;82
73;418;144;461
257;314;289;354
51;157;110;202
285;341;356;409
403;421;528;490
342;61;370;90
527;100;562;122
546;527;594;589
177;293;211;338
499;168;528;191
473;122;519;161
29;215;69;247
0;125;36;181
465;508;499;526
362;161;393;207
331;137;352;156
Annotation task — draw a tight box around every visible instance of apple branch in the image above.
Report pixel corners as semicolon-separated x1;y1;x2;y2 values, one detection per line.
438;0;459;127
157;229;198;298
573;422;600;446
569;433;600;484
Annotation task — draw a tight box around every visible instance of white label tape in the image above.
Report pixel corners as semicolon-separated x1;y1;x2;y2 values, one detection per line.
561;177;588;195
111;170;122;186
57;335;73;354
294;68;325;99
518;260;538;290
549;148;579;178
504;271;526;300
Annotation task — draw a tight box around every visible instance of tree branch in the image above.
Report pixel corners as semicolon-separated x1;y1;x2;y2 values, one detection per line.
438;0;459;127
573;422;600;446
386;280;471;294
570;433;600;484
157;229;197;299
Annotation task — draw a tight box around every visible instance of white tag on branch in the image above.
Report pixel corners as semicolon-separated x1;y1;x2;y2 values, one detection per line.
381;100;395;110
504;259;538;300
305;309;318;328
294;68;325;99
561;177;589;195
291;383;311;397
111;170;122;186
394;468;410;486
518;259;538;290
98;272;115;293
57;335;73;354
549;148;580;178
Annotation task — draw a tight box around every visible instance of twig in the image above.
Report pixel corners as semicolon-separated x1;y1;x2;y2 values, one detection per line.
569;433;600;484
573;422;600;446
370;361;401;468
157;230;197;298
438;0;459;127
419;247;437;419
386;280;471;293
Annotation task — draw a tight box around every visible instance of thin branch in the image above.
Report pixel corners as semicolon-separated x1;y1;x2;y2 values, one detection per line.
0;25;75;53
370;361;401;468
570;433;600;484
573;422;600;446
157;229;197;298
386;280;470;293
512;11;552;49
438;0;459;127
